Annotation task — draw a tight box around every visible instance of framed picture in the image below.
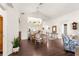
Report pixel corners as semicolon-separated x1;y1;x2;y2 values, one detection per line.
72;22;77;30
52;26;57;33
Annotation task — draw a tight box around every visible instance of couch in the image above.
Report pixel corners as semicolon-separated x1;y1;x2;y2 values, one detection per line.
62;34;79;52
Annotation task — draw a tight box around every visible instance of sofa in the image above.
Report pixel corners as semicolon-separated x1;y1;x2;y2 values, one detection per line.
62;34;79;52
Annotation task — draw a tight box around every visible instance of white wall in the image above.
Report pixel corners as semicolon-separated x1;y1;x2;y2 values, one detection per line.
20;14;28;40
50;10;79;38
6;8;20;55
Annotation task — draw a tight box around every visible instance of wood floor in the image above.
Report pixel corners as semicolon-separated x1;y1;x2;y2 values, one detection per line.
9;39;75;56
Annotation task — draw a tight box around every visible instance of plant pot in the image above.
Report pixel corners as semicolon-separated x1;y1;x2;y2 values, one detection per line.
13;47;20;53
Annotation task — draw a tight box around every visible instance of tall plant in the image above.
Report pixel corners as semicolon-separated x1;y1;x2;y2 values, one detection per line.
13;37;20;48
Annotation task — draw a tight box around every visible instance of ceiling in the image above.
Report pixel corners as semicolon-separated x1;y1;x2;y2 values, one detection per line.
1;3;79;19
13;3;79;19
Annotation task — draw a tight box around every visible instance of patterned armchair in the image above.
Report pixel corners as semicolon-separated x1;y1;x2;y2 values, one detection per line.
62;34;79;52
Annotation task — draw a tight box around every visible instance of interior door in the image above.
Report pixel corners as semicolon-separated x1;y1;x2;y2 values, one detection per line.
0;16;3;52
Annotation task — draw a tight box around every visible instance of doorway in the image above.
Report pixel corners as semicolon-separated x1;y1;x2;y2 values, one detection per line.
64;24;67;35
0;15;3;55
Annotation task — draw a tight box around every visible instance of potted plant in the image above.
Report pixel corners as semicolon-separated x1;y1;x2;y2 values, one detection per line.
12;37;20;53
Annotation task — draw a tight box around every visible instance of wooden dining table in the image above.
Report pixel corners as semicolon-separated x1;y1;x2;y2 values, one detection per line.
29;32;47;47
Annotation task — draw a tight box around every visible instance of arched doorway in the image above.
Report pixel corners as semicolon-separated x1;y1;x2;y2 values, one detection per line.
0;15;3;55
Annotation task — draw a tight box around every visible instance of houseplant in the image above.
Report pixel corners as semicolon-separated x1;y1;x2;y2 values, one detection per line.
12;37;20;53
